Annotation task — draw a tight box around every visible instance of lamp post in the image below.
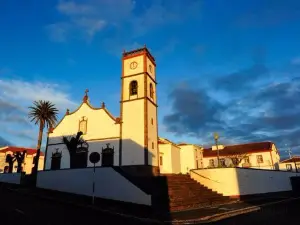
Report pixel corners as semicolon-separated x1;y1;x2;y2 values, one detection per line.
214;132;220;167
286;146;298;173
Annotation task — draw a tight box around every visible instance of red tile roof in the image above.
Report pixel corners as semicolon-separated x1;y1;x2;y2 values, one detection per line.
0;146;44;156
280;156;300;163
203;141;273;158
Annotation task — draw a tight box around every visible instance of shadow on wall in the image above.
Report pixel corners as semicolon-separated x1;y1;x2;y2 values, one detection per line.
44;132;158;169
40;134;171;221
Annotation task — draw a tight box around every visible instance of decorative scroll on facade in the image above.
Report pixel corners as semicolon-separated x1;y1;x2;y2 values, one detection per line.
79;117;87;134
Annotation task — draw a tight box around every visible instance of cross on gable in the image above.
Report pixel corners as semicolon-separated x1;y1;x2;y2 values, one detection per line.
85;89;89;96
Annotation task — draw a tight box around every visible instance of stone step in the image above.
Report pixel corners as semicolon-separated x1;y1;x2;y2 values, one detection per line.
168;192;223;199
167;189;219;195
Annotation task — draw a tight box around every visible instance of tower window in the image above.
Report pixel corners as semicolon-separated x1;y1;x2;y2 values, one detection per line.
151;118;154;125
152;142;154;149
150;83;154;99
130;80;138;96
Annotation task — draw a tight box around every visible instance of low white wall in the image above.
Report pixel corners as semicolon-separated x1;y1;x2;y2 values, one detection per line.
191;168;298;196
37;167;151;205
0;173;22;184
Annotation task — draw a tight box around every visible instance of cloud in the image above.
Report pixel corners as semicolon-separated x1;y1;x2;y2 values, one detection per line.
163;62;300;156
46;0;201;48
291;57;300;65
0;79;76;110
45;23;71;42
163;81;225;137
213;64;269;93
0;136;11;147
0;75;77;146
235;1;300;28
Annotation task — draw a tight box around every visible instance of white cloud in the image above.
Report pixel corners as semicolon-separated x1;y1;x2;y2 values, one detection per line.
45;22;71;42
0;79;76;111
0;76;77;146
46;0;201;45
291;57;300;65
57;1;96;16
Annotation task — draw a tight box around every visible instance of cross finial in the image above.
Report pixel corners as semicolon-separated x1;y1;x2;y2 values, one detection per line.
83;89;89;103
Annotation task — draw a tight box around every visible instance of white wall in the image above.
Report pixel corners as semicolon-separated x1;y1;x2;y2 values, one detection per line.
46;139;120;169
191;168;298;196
37;167;151;205
279;162;300;172
0;173;21;184
49;103;120;144
171;145;181;174
159;144;172;174
180;145;203;174
121;100;145;166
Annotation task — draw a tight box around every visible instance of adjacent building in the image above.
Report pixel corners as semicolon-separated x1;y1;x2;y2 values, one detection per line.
279;156;300;172
178;143;203;174
0;146;44;174
202;142;280;170
158;138;181;174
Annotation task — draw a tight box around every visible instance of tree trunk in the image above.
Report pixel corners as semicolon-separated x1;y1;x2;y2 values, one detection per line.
32;121;44;176
8;162;13;173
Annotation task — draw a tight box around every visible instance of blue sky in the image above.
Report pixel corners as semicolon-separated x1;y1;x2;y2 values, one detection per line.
1;0;300;157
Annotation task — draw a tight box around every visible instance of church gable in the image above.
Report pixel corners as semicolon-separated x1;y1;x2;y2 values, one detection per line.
48;92;120;145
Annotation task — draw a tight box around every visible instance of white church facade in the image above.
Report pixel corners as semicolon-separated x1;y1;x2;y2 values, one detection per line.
44;47;159;172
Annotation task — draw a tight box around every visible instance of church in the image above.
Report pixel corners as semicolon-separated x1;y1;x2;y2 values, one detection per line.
43;46;281;175
44;46;160;173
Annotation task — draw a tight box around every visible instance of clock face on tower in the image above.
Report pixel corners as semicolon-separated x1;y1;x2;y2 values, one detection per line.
130;61;138;70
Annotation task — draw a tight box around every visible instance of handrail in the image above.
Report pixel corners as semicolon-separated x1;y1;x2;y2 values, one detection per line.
190;170;220;184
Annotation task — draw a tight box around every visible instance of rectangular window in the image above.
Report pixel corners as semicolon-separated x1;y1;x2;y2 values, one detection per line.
159;156;163;166
244;156;250;164
220;159;226;167
257;155;264;163
286;164;292;171
209;159;214;167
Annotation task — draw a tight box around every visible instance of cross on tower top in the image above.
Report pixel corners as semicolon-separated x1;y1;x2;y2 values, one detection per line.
83;89;89;103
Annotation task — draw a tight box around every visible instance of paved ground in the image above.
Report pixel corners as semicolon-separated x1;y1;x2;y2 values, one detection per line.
0;186;162;225
1;184;300;225
171;197;290;220
207;198;300;225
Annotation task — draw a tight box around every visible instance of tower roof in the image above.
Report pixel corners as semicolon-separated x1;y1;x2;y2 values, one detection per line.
122;45;155;64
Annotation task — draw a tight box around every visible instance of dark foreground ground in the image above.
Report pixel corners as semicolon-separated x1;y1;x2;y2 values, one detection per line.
1;184;300;225
204;197;300;225
0;186;161;225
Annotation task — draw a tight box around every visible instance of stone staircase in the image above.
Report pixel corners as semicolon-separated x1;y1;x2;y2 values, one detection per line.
160;174;234;211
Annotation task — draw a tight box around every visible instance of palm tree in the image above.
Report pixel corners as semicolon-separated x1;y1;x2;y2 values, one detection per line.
29;100;58;177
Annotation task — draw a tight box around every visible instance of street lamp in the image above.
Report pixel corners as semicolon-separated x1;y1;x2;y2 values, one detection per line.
286;145;298;173
214;132;220;167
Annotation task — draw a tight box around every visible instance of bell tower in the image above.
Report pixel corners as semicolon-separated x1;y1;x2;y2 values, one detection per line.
119;46;159;167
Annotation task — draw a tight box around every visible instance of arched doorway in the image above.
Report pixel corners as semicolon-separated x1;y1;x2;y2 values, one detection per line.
101;143;114;167
51;150;62;170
